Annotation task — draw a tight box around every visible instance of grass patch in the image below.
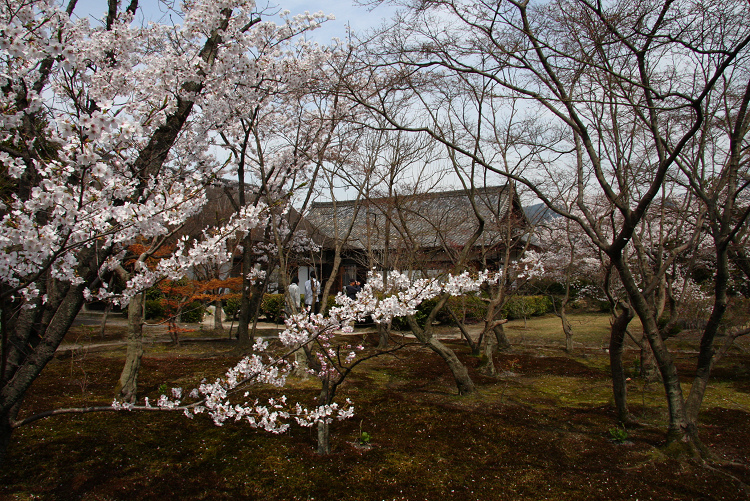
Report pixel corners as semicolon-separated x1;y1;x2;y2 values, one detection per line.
504;313;628;348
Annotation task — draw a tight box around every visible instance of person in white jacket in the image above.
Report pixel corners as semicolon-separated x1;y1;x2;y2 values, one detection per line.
304;271;320;313
286;277;301;317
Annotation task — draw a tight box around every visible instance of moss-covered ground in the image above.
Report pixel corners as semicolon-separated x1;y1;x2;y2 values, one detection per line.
1;314;749;500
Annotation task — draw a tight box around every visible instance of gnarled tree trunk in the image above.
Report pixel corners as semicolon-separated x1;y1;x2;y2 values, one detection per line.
116;292;145;403
426;337;475;395
561;304;574;353
316;378;332;454
479;328;497;376
609;303;635;424
612;254;704;455
213;299;225;333
236;236;256;348
0;401;22;465
406;296;475;395
377;323;390;350
493;324;512;351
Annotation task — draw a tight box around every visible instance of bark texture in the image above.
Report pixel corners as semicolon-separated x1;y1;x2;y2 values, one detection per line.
407;302;475;395
478;330;498;376
116;293;145;403
609;304;635;424
426;337;475;395
316;383;332;454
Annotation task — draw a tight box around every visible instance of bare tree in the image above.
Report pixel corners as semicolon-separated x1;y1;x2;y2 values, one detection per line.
345;0;750;456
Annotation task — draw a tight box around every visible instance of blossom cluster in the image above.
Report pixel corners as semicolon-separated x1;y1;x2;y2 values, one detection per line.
113;337;353;433
0;0;333;309
110;260;549;435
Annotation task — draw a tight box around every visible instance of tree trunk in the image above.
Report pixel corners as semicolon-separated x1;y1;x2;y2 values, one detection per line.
639;335;658;381
293;348;310;378
611;254;703;455
316;382;332;454
478;327;497;376
426;337;475;395
316;420;331;455
213;299;224;333
493;323;512;351
236;236;255;347
319;252;344;318
448;307;480;355
168;319;181;346
655;276;667;320
99;301;111;339
664;422;707;460
248;279;266;340
483;293;512;353
377;323;390;350
116;292;145;403
0;273;91;466
609;304;635;424
685;241;732;425
407;308;475;395
0;408;13;466
561;303;574;353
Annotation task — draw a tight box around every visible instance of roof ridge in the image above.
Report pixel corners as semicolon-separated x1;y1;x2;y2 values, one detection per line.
309;185;508;209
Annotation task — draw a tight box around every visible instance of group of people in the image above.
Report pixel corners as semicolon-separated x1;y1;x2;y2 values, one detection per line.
284;271;362;317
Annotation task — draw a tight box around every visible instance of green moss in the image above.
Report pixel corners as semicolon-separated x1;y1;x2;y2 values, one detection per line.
3;327;749;500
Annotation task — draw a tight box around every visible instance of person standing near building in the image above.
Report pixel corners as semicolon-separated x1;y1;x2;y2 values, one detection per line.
304;271;320;313
345;279;361;300
286;277;301;317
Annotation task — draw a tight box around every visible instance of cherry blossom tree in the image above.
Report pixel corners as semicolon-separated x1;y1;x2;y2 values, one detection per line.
204;12;345;347
10;266;504;456
0;0;328;463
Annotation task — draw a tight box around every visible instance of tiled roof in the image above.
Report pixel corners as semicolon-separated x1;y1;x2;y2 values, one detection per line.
305;186;518;251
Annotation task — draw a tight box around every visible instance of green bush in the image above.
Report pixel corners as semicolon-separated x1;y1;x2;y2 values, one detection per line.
180;301;205;323
325;294;336;313
596;299;612;313
145;299;165;320
609;426;628;443
442;295;488;324
501;295;551;320
388;294;490;330
144;286;164;301
223;297;241;319
261;293;285;322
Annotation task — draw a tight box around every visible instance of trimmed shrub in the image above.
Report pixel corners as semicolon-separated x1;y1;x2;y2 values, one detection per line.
501;295;552;320
180;301;205;323
261;293;285;322
223;296;241;320
325;294;336;313
145;299;165;320
442;295;488;324
144;286;164;301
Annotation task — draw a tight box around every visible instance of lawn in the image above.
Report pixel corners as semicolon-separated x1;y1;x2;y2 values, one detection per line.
1;313;749;500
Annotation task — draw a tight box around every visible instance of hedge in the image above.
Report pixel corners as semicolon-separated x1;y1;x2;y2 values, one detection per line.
180;301;205;323
145;299;165;320
261;293;285;322
500;295;552;319
442;295;488;324
223;297;241;319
